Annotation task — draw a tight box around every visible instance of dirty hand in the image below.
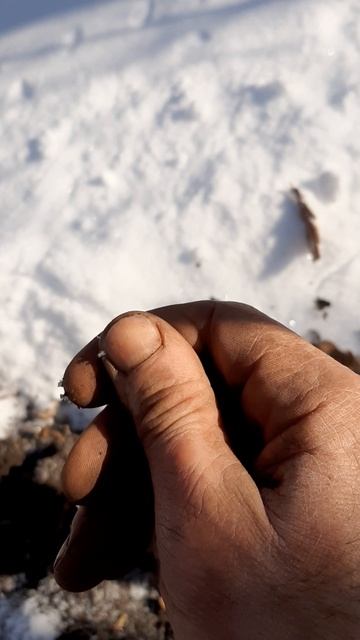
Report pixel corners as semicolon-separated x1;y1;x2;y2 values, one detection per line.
54;301;360;640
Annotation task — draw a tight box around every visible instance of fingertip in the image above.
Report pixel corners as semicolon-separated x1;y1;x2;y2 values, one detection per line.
53;505;154;592
61;416;109;503
54;554;104;593
63;338;114;408
53;509;105;592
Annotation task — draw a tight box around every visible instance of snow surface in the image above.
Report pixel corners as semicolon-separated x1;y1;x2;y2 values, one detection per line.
1;0;360;432
0;592;60;640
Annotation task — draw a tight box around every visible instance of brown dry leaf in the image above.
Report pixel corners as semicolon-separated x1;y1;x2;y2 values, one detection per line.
112;612;128;632
291;187;320;261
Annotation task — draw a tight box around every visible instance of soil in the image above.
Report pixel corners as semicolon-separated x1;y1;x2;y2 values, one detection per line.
0;417;173;640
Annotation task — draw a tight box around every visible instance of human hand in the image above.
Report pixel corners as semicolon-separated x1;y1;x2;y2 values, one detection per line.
54;301;360;640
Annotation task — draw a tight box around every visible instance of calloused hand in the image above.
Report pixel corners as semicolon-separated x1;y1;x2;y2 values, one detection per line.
54;301;360;640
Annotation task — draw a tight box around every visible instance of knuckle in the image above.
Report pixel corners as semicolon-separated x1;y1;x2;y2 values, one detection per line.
134;378;213;448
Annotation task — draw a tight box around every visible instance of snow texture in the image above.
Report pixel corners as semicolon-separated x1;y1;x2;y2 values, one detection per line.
1;0;360;429
0;574;157;640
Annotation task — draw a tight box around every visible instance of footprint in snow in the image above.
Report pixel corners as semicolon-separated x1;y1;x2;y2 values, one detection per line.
304;171;339;204
178;248;201;268
157;85;196;125
198;30;211;42
7;79;34;103
26;138;43;164
61;26;84;51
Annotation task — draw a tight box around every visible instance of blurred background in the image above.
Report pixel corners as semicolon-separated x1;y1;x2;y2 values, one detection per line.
1;0;360;637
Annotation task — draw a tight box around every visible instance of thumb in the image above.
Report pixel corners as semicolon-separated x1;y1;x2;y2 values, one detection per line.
100;312;233;503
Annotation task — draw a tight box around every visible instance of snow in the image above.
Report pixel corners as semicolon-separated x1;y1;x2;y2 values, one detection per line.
0;392;28;439
0;595;60;640
1;0;360;429
0;574;156;640
23;599;60;640
129;581;149;602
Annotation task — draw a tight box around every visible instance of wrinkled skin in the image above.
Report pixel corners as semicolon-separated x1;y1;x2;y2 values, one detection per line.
54;301;360;640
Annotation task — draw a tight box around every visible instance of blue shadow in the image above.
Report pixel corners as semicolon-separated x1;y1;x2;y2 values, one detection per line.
260;192;309;278
1;0;284;38
0;0;291;66
0;0;114;36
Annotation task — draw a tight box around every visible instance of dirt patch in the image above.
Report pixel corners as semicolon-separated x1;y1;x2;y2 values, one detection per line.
0;419;173;639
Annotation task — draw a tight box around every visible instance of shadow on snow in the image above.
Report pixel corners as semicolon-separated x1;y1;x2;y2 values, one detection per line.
1;0;287;38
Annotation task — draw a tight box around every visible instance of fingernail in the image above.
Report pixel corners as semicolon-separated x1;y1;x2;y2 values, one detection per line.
53;535;70;570
103;314;162;373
